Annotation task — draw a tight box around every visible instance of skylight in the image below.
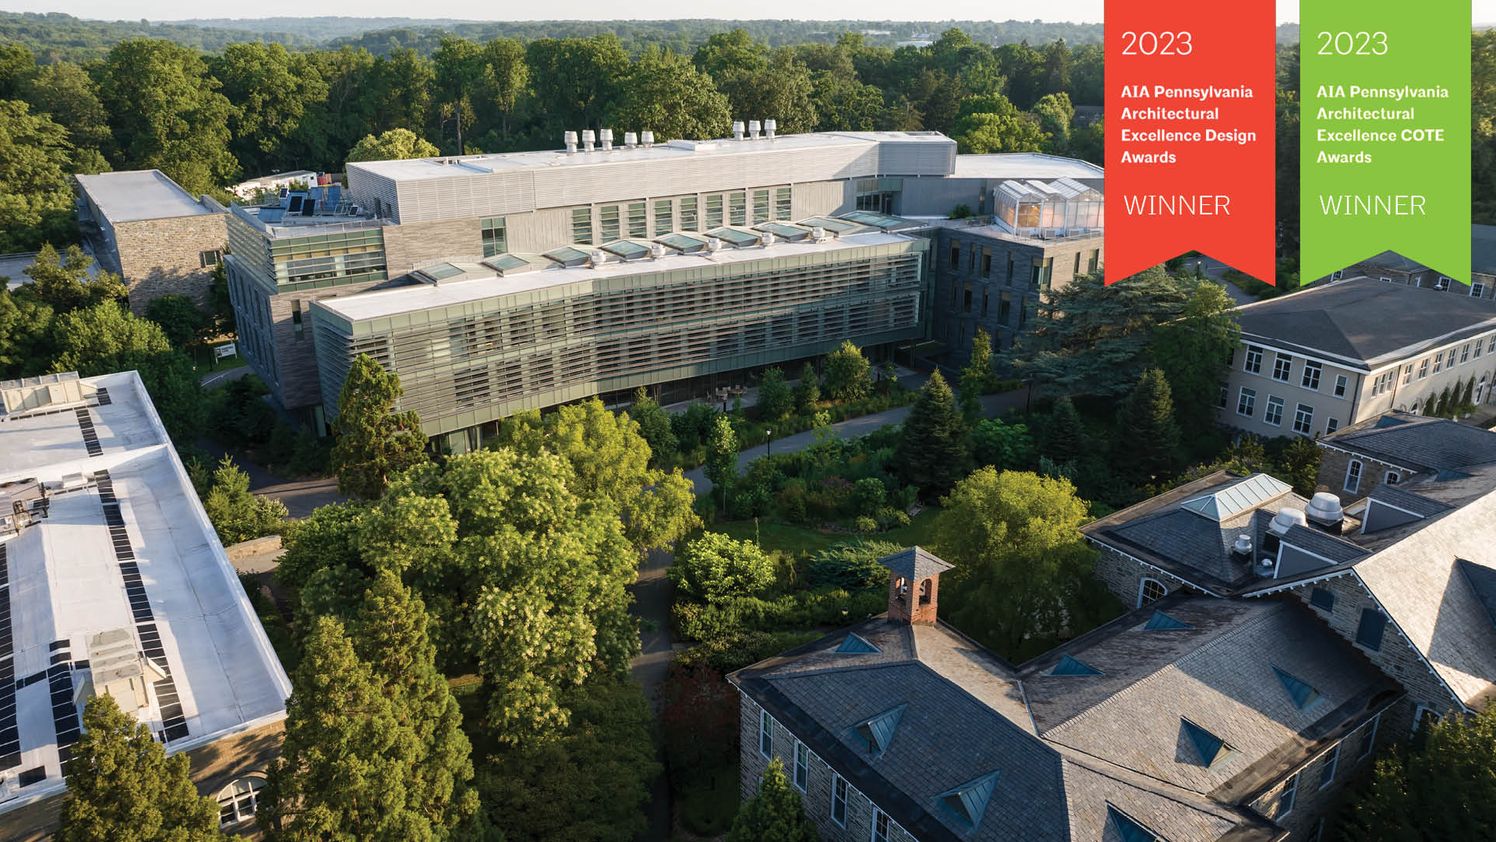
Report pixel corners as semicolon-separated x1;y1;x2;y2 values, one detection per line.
656;233;707;253
1272;666;1322;710
707;227;761;247
798;215;862;233
1050;654;1102;676
756;222;812;241
542;246;590;267
1180;474;1292;522
937;771;999;829
1181;718;1234;767
854;705;906;755
1106;805;1163;842
1143;610;1192;632
600;240;650;260
836;633;880;655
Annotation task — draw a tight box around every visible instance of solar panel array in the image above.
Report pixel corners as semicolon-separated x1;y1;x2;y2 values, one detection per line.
93;472;189;743
74;407;102;457
0;544;17;771
46;640;79;767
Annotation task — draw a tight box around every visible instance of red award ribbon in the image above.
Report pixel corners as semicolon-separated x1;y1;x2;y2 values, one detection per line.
1105;0;1277;285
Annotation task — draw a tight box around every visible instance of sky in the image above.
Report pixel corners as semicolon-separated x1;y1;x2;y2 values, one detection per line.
2;0;1494;25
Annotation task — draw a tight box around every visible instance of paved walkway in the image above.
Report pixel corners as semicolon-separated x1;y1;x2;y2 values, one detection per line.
1190;255;1257;305
629;548;678;841
684;387;1030;495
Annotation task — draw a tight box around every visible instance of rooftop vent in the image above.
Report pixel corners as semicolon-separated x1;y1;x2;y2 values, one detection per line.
1305;492;1345;535
564;131;578;154
811;226;828;243
1;371;94;416
600;128;613;151
760;231;776;248
581;129;595;152
641;130;654;147
765;118;777;139
82;629;167;714
705;237;722;255
1268;507;1308;538
624;131;638;148
1231;534;1254;561
588;249;607;268
732;120;745;141
747;119;761;139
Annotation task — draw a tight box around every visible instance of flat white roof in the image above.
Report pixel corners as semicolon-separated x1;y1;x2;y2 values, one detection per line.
316;230;917;323
951;152;1104;181
0;371;290;813
75;170;213;223
349;130;952;183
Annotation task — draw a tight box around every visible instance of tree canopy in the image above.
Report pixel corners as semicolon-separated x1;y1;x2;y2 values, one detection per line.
330;354;429;500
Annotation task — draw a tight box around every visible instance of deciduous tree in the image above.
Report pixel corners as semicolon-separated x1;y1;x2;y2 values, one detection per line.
346;127;438;162
628;387;677;466
704;413;740;513
822;340;871;403
612;46;731;142
25;244;126;313
669;531;775;605
756;366;794;421
0;101;77;252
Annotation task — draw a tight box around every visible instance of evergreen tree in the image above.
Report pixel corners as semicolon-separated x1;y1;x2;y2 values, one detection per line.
756;366;794;421
330;354;428;500
1433;385;1453;418
1274;436;1322;497
57;695;222;842
822;340;872;403
262;617;433;840
793;362;821;413
203;454;288;544
728;758;819;842
1148;281;1240;432
893;370;971;499
24;244;126;313
351;573;482;838
627;387;677;466
1042;396;1086;466
958;328;996;421
1459;376;1477;414
704;414;740;513
1116;368;1181;482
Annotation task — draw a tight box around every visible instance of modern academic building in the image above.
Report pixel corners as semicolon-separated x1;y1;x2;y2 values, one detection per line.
221;126;1105;450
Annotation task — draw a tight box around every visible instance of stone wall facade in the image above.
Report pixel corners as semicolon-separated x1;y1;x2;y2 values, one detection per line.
1243;707;1393;841
1314;446;1410;506
738;693;915;842
381;217;483;275
113;214;228;315
1090;545;1193;610
0;719;283;841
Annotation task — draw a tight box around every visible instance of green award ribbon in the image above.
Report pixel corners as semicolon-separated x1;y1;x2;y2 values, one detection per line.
1300;2;1470;283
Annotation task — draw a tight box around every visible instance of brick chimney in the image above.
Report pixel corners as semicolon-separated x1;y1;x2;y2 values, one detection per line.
878;546;955;625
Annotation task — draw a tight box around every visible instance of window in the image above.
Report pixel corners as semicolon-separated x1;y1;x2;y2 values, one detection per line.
679;196;699;230
653;199;672;234
1334;374;1348;397
1462;343;1472;364
1302;361;1322;390
1418;358;1430;378
1344;460;1362;493
982;248;992;277
1273;354;1293;382
1435;276;1451;291
1476;340;1484;359
774;187;791;220
1474;281;1488;298
1327;418;1339;433
1433;350;1445;373
1359;713;1381;758
706;194;724;228
1385;471;1399;485
963;285;973;314
1293;403;1314;435
1412;705;1442;734
17;767;44;787
831;774;848;827
1237;387;1256;417
1355;608;1387;651
1319;745;1340;790
1138;578;1167;607
1490;335;1496;354
1244;345;1263;373
217;777;266;827
752;189;769;223
625;202;647;238
1401;364;1412;385
793;741;809;791
1370;371;1395;396
950;243;960;269
1264;396;1284;426
481;217;507;256
1277;773;1299;819
873;808;891;842
571;207;593;244
1309;587;1335;612
1088;249;1100;273
199;249;222;268
1218;385;1229;409
599;204;621;241
291;299;304;338
1032;257;1054;289
759;709;773;758
729;192;746;225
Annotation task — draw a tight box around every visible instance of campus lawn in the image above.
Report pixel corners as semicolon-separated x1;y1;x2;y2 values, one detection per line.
707;507;941;560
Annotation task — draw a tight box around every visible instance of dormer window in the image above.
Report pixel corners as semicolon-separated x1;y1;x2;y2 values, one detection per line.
1181;718;1235;767
855;705;906;756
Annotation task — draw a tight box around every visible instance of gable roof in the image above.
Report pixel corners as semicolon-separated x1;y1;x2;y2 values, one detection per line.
1321;412;1496;475
1233;277;1496;370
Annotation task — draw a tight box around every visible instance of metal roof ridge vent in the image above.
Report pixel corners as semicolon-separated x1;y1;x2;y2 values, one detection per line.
564;131;577;154
624;131;638;149
581;129;595;152
764;118;776;139
588;249;608;268
641;130;654;147
732;120;745;141
747;119;761;140
600;128;613;151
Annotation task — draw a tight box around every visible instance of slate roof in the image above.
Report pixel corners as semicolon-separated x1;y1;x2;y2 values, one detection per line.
1320;412;1496;475
1233;277;1496;370
879;546;955;582
732;590;1387;841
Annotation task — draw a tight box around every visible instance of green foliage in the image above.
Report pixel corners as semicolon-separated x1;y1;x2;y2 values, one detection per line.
330;354;429;499
953;101;1046;153
347;127;438;161
628;387;678;465
1340;704;1496;840
1277;436;1323;497
1148;281;1241;432
756;366;794;421
660;660;740;786
938;469;1119;660
145;294;209;349
24;244;126;314
0;100;77;251
959;328;996;420
971;417;1035;470
674;588;887;642
705;413;740;513
96;39;238;193
613;46;732;141
203;455;288;544
213;42;329;174
794;362;821;413
695;32;818;133
822;340;872;403
57;695;222;842
1115;368;1181;483
804;539;901;590
0;286;54;376
1460;376;1477;415
894;370;971;499
670;531;776;605
729;758;819;842
263;616;435;840
1042;396;1086;466
478;676;659;842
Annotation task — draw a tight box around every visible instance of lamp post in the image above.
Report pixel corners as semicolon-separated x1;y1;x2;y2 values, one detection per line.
766;428;773;457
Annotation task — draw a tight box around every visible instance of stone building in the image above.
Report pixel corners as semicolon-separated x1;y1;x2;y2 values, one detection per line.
1314;411;1496;505
73;170;227;314
731;547;1396;842
0;371;290;838
1326;226;1496;302
1219;277;1496;440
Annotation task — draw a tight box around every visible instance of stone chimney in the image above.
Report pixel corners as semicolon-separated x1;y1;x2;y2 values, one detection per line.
878;546;955;625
